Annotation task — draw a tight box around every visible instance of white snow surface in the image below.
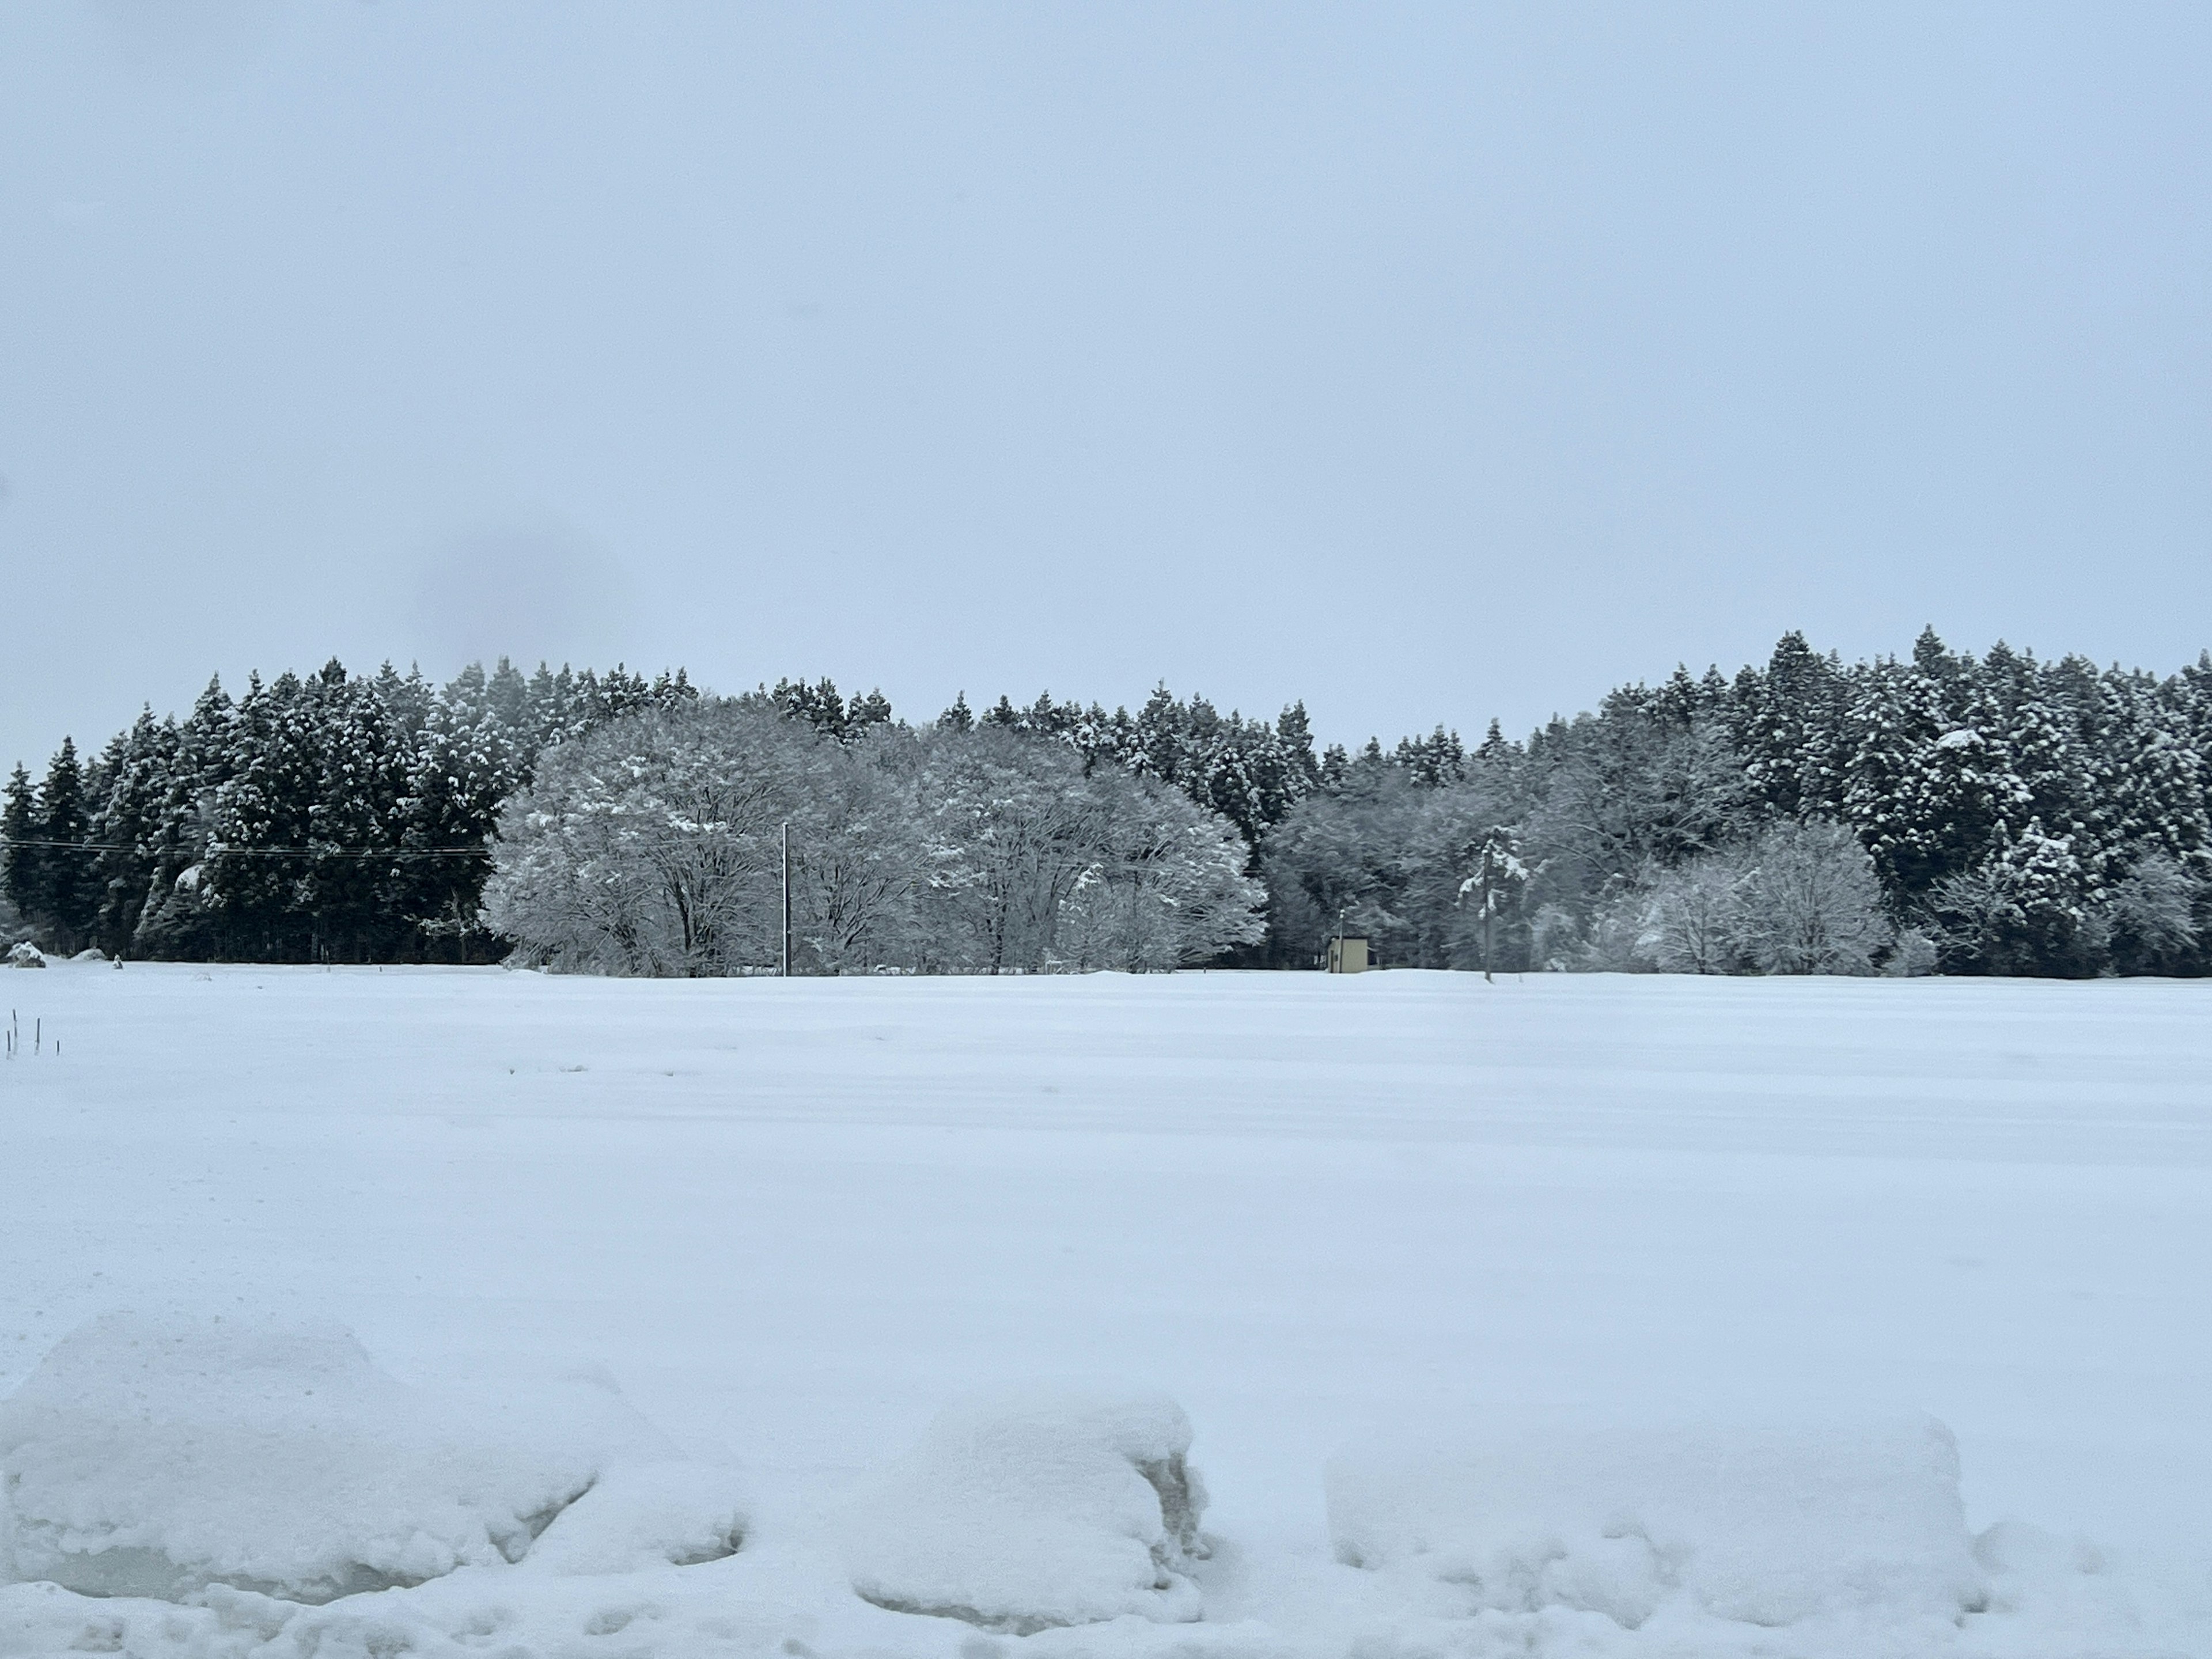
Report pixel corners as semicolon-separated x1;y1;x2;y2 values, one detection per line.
1327;1413;1984;1630
844;1392;1208;1632
1;963;2208;1657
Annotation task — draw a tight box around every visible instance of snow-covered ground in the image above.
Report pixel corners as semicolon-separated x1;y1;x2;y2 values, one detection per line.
2;963;2206;1657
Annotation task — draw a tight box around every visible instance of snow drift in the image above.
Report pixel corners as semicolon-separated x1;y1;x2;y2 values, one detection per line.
0;1313;687;1603
843;1391;1210;1634
519;1458;749;1575
1326;1412;1987;1631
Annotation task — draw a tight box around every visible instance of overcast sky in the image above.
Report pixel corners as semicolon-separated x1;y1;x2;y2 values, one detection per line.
2;2;2207;771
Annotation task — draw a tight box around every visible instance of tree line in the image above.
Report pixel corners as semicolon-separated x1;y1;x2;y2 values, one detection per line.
1263;629;2209;978
5;628;2209;976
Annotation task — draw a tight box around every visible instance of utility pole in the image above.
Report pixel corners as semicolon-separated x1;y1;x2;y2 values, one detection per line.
780;821;791;978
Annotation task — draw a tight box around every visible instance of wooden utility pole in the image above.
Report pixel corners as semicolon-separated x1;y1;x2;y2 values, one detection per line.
780;821;791;977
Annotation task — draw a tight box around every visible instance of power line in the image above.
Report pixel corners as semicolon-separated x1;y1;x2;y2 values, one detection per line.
0;835;490;860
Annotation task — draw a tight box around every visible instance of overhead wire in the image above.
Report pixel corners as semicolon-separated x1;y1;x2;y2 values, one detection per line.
0;835;490;859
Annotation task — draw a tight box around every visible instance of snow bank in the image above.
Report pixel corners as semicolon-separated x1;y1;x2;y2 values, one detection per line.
0;1313;674;1603
844;1391;1210;1634
521;1459;748;1575
1326;1413;1986;1631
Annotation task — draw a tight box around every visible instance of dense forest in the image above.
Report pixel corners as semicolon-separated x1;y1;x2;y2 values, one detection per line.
1;660;697;964
5;628;2209;976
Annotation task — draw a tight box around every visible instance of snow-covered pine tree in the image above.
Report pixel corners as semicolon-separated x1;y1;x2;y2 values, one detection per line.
1987;647;2104;896
88;709;179;956
770;676;849;740
300;662;408;960
1732;632;1846;820
1274;702;1320;794
846;688;895;734
1455;824;1528;981
1130;685;1186;785
1934;815;2091;975
132;676;235;959
389;668;513;955
523;661;574;748
1843;657;1976;904
485;657;530;736
32;737;97;953
202;671;326;957
1395;726;1466;788
2107;672;2208;875
1;763;37;936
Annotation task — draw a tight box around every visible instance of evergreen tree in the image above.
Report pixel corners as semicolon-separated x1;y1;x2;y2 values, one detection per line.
34;738;97;952
202;673;307;956
1456;824;1529;981
1732;631;1844;819
378;661;436;742
302;662;406;960
1395;726;1466;788
1130;686;1185;782
89;710;179;955
770;676;849;740
847;688;895;733
134;676;234;959
2;763;37;933
486;656;530;734
1275;701;1321;793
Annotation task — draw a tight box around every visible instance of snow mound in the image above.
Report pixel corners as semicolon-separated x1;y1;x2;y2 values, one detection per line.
5;942;43;968
1326;1412;1986;1630
844;1391;1210;1634
521;1459;748;1575
0;1313;672;1604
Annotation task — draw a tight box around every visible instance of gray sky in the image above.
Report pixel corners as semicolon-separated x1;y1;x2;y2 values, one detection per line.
3;2;2207;774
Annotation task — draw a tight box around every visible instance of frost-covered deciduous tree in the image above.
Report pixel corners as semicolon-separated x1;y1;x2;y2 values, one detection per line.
785;726;927;973
1642;857;1748;975
908;729;1260;974
1632;821;1887;976
1055;785;1266;972
485;703;808;975
2099;850;2202;975
912;728;1120;974
1728;820;1889;975
484;709;1266;976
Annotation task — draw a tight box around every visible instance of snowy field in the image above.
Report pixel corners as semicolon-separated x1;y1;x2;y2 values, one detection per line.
2;963;2207;1657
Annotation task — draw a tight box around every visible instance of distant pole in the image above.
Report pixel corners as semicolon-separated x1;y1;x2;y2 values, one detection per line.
780;821;791;978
